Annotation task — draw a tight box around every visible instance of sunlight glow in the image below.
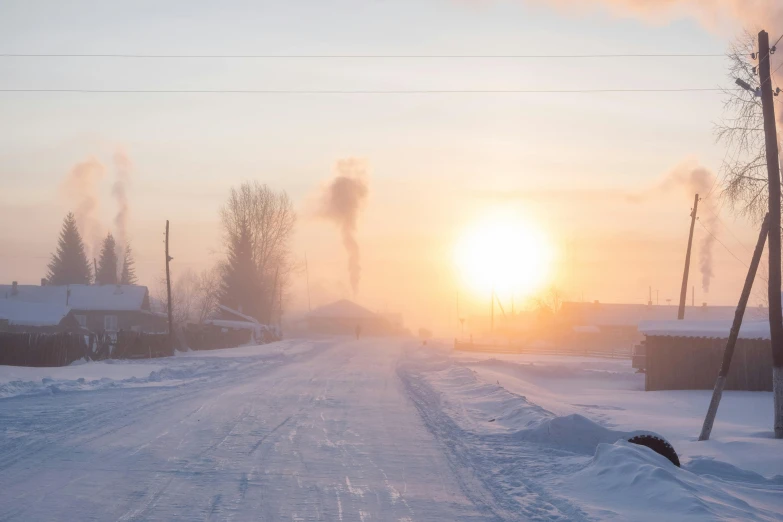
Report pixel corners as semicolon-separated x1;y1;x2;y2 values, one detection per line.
455;210;554;298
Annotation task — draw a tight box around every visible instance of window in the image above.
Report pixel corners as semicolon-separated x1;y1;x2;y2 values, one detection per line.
74;315;87;328
103;315;118;332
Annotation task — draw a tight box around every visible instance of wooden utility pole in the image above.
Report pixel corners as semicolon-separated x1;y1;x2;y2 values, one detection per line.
699;214;769;441
678;194;699;320
165;220;174;346
758;30;783;438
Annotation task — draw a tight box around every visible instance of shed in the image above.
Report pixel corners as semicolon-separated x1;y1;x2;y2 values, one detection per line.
638;320;772;392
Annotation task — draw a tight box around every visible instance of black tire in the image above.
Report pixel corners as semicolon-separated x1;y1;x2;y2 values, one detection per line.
628;434;681;467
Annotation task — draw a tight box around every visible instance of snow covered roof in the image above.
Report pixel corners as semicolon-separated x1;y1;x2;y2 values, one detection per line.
0;284;149;312
0;299;72;326
203;319;269;331
308;299;378;319
560;302;765;327
638;320;770;340
217;305;259;324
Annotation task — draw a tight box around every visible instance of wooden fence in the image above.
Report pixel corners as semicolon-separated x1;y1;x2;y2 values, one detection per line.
645;336;772;392
0;331;175;367
0;332;89;367
453;340;632;359
184;326;252;351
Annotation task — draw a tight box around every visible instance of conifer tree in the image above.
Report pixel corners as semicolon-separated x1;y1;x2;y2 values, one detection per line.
96;233;119;285
47;212;92;285
219;221;261;317
119;243;138;285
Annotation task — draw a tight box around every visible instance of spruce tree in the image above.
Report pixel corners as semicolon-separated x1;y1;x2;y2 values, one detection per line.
219;222;261;318
47;212;92;285
96;233;119;285
119;243;138;285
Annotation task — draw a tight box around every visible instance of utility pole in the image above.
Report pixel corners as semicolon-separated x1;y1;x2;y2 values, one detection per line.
165;220;174;347
305;253;311;312
700;214;769;441
93;258;98;284
648;286;652;306
758;30;783;438
678;194;699;320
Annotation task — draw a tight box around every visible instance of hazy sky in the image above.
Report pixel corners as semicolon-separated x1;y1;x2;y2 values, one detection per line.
1;0;782;333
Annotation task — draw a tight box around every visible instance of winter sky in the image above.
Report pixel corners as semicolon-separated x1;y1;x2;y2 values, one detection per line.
1;1;781;331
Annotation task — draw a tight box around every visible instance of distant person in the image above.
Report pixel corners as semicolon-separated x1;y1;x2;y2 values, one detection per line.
355;324;362;340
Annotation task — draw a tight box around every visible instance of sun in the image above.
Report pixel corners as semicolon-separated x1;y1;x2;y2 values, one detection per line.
455;211;554;298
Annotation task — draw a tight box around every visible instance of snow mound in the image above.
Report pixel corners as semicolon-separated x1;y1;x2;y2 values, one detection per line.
518;413;632;454
565;440;783;521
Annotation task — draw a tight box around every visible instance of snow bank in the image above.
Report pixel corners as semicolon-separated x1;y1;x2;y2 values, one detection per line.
0;340;313;399
561;440;783;521
401;344;783;521
639;319;770;339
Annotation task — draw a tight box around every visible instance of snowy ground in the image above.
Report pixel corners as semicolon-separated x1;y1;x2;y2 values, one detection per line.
0;338;781;521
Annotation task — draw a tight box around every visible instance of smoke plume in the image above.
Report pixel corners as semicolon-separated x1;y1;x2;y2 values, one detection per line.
112;149;132;256
661;164;719;293
318;159;369;297
60;157;106;258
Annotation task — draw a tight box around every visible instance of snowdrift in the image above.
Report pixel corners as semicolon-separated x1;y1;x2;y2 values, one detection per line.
399;345;783;521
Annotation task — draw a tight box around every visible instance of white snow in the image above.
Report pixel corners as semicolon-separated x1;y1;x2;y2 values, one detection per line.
0;338;780;521
0;284;148;311
0;299;71;326
639;319;771;339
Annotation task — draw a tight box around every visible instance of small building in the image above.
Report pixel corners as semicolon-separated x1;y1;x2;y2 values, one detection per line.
0;282;167;333
559;301;761;353
307;299;398;336
638;320;772;392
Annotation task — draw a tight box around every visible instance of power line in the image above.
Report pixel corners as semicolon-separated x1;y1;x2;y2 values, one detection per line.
0;53;726;59
697;217;768;284
0;87;725;95
701;204;754;255
697;217;750;269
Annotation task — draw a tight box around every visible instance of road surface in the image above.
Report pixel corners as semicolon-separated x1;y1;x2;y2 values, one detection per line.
0;339;489;521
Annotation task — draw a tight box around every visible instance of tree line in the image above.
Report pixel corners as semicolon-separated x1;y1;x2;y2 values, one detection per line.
46;181;296;327
47;212;137;286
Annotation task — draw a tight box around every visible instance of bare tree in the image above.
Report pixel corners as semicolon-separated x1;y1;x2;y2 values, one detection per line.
219;181;296;322
194;266;222;323
155;268;216;327
718;31;782;219
534;286;565;317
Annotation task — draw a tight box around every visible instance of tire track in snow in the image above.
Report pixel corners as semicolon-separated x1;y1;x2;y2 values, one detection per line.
398;360;591;521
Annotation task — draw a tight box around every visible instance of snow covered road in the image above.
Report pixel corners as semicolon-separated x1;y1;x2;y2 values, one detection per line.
0;339;485;521
2;338;781;521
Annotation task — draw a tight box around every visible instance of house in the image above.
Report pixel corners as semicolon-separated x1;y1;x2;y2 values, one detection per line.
0;299;81;333
0;281;167;333
558;301;763;351
307;299;398;336
638;320;772;392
